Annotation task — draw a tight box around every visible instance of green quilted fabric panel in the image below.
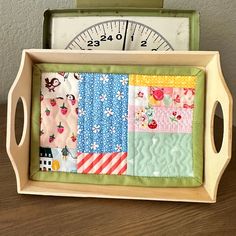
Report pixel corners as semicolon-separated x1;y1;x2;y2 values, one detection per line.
127;133;193;177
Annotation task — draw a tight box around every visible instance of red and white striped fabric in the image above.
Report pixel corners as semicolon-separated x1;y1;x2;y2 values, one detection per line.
77;152;127;175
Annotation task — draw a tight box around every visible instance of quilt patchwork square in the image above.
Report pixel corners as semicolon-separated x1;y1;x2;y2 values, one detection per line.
128;106;193;133
40;98;78;148
77;73;129;153
41;72;78;99
39;147;77;172
77;152;127;175
127;133;193;177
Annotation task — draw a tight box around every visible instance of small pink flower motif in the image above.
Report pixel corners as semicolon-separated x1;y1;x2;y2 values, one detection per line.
174;95;181;103
99;94;107;102
184;88;195;95
92;125;100;133
116;91;124;100
153;89;164;101
78;108;86;116
177;115;182;120
163;88;173;95
91;142;99;150
122;114;128;121
169;112;182;122
110;127;116;133
77;125;82;134
183;104;194;109
137;91;144;98
100;75;109;83
141;115;146;122
120;77;128;85
104;108;113;117
115;144;122;152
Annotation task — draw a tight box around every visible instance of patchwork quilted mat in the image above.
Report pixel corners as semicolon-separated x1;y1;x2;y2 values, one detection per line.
30;64;205;187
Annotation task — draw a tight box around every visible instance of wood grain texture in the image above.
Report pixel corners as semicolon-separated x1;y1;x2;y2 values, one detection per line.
1;103;236;235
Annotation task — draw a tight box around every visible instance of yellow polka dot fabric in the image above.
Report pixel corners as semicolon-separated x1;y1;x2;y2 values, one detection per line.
129;75;196;88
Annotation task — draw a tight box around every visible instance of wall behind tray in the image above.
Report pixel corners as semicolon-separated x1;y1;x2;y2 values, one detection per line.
0;0;235;125
164;0;236;124
0;0;74;101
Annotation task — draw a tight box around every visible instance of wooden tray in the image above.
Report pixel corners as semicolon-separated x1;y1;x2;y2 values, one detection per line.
6;50;233;203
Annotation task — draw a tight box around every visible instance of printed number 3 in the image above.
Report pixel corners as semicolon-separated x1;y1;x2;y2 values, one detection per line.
87;40;100;47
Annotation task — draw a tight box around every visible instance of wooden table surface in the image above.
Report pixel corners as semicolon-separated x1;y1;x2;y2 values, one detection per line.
0;103;236;235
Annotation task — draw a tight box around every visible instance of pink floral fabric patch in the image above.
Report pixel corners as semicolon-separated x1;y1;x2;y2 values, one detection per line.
128;106;193;133
149;87;195;109
128;85;195;133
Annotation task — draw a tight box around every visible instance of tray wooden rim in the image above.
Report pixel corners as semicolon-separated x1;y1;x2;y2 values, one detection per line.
6;50;233;203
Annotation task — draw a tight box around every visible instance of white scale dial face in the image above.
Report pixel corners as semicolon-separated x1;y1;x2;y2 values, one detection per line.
51;16;190;51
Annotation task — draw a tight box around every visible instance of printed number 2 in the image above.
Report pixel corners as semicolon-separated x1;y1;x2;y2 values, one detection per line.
141;41;147;47
87;40;100;47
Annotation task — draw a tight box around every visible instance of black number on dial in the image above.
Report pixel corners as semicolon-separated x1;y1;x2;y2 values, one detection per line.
116;34;122;40
141;41;147;47
100;35;113;41
107;35;113;41
100;35;106;41
87;40;100;47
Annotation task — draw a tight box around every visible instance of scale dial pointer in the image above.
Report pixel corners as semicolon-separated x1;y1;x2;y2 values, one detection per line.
122;20;129;51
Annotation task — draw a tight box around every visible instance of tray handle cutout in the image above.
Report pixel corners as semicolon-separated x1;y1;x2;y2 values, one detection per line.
6;51;32;191
210;56;232;162
8;96;28;148
204;53;233;200
212;102;224;153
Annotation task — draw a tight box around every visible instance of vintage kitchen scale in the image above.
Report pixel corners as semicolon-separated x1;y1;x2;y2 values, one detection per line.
43;4;199;51
6;1;233;203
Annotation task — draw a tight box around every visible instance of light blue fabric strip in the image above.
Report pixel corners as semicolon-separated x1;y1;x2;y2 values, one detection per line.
77;73;129;153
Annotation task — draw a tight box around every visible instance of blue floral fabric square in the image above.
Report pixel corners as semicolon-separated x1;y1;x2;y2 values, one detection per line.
77;73;129;153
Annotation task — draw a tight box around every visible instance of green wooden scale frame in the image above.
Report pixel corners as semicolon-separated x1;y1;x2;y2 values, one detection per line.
43;1;199;51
